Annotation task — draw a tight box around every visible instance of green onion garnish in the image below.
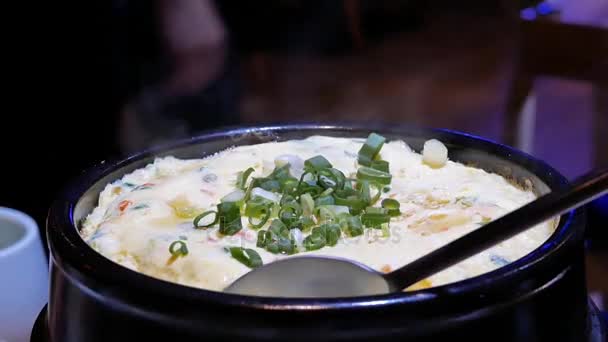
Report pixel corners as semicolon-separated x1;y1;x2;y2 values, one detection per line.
356;166;392;185
303;223;341;250
228;247;263;268
320;223;341;246
381;198;401;217
359;180;372;204
317;168;345;190
248;206;272;229
279;202;302;226
217;202;243;235
259;179;281;192
333;188;367;214
300;193;315;217
193;210;218;229
361;207;390;228
207;132;404;254
298;216;316;231
236;167;255;189
281;178;300;195
257;219;296;254
370;160;389;173
303;230;326;251
339;215;364;237
314;194;335;206
169;240;189;257
268;163;292;180
304;155;333;171
369;183;383;204
245;196;274;221
358;133;386;166
280;194;297;206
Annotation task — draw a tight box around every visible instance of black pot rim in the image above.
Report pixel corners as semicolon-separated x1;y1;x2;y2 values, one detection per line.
46;123;583;311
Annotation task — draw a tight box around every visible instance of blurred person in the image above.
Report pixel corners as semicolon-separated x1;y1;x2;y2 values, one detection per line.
119;0;241;154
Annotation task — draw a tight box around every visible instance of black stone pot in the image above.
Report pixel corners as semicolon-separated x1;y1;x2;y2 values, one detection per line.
44;124;592;341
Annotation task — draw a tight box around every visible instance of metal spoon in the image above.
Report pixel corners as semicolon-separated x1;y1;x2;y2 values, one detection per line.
225;169;608;297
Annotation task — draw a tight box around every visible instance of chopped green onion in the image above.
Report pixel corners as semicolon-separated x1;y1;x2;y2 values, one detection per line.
314;195;335;206
251;188;280;203
320;223;341;246
300;193;315;216
280;194;297;206
193;210;217;229
281;178;299;194
257;219;296;254
277;235;296;254
358;133;386;166
333;188;367;214
369;182;383;204
228;247;263;268
259;179;281;192
361;207;390;228
359;180;371;204
303;230;326;251
304;155;333;171
381;224;391;238
356;166;392;185
269;218;288;234
315;206;337;223
236;167;255;189
319;188;334;197
279;202;302;226
370;160;389;173
169;240;188;257
256;230;267;248
245;196;274;217
303;223;341;250
298;216;316;231
298;182;324;197
317;168;345;190
317;205;350;216
339;215;363;237
381;198;401;217
217;202;243;235
268;164;291;180
343;179;355;190
314;205;350;223
248;206;272;229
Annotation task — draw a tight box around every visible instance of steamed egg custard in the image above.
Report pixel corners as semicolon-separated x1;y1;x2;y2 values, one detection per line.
80;134;556;292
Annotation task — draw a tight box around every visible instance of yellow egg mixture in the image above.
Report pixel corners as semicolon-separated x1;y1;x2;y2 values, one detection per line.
80;136;556;292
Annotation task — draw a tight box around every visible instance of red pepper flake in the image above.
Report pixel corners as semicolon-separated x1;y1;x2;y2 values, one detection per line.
118;200;132;212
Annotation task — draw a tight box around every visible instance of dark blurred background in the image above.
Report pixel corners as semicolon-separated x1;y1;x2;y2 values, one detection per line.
2;0;607;307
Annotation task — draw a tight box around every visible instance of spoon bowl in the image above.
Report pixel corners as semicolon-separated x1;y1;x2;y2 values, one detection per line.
225;256;391;297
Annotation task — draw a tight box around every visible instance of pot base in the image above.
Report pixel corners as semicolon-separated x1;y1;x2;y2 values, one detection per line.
31;299;607;342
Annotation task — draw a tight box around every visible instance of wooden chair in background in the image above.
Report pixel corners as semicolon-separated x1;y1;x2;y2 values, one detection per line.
503;0;608;167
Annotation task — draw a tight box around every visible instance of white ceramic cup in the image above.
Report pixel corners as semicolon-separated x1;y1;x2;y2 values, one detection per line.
0;207;48;342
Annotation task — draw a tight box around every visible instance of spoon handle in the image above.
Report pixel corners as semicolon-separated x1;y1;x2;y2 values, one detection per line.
384;168;608;291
